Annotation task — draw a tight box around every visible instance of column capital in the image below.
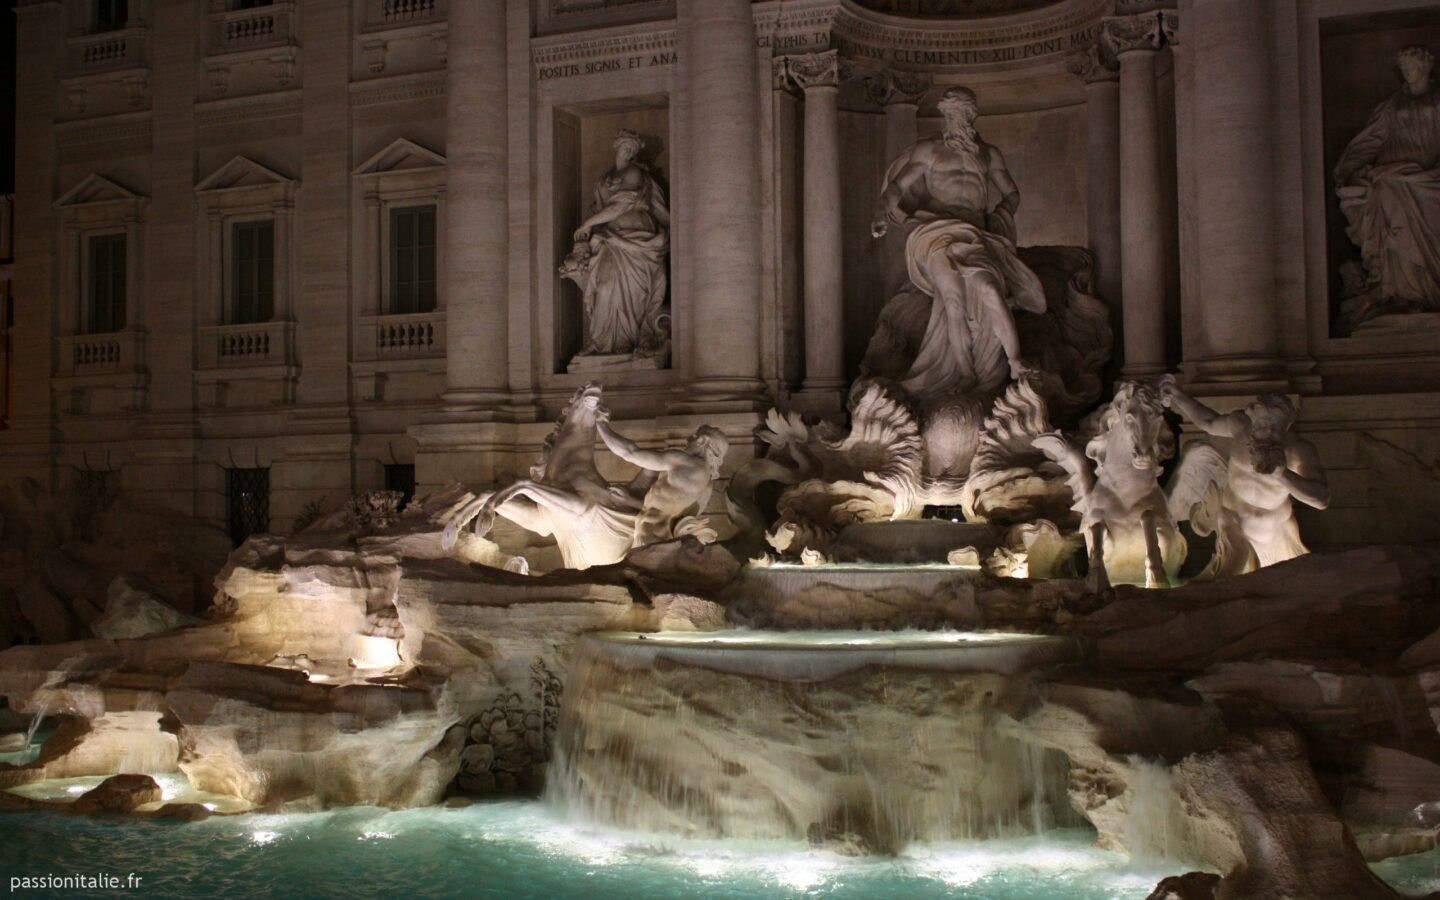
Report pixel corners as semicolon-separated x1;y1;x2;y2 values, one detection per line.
1101;12;1173;57
780;49;842;92
1065;42;1119;84
862;68;932;107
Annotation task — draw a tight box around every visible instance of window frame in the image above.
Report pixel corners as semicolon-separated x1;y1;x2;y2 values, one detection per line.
194;157;297;330
387;203;438;316
227;218;276;325
54;174;147;341
82;231;128;335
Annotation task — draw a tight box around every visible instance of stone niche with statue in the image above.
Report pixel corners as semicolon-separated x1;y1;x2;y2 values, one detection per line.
1321;10;1440;336
553;105;673;374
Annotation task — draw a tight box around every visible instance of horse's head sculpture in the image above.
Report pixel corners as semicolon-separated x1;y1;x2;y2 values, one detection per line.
1086;382;1174;473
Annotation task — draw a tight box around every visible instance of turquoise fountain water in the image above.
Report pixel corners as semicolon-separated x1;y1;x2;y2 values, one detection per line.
2;631;1437;897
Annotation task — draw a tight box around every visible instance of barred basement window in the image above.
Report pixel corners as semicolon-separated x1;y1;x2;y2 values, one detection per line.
73;470;120;542
389;205;437;314
226;467;270;547
85;233;126;334
230;220;274;325
385;463;416;509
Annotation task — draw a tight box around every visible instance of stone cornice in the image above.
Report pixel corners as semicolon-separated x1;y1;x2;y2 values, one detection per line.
194;90;303;128
349;69;447;107
55;110;153;147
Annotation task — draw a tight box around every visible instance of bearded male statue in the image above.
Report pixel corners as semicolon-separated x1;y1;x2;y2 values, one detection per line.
1162;377;1331;576
1334;45;1440;329
870;86;1047;398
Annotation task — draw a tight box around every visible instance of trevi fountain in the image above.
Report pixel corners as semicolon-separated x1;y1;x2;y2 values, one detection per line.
3;1;1440;898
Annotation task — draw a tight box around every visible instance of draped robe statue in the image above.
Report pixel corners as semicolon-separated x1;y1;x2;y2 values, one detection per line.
1334;45;1440;328
870;86;1046;400
561;129;671;363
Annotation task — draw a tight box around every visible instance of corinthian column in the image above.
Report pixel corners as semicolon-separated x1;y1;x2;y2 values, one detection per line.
786;51;846;406
1104;12;1169;378
443;0;510;410
866;69;931;297
1066;42;1122;310
678;0;767;410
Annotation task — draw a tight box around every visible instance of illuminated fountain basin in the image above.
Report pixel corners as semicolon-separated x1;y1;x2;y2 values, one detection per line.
0;803;1186;899
548;630;1084;854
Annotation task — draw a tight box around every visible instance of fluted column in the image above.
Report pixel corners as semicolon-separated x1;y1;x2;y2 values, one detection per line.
785;51;846;402
679;0;767;409
1184;2;1281;385
867;70;931;297
1104;13;1169;378
443;0;510;409
1067;42;1122;310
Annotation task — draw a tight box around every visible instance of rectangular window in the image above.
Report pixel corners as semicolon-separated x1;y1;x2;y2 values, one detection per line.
389;205;437;315
384;463;416;509
92;0;128;32
231;220;274;324
231;0;273;9
226;467;270;547
85;233;126;334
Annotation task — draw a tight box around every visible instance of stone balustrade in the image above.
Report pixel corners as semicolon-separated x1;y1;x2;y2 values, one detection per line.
56;330;144;377
382;0;437;23
358;311;446;361
66;29;148;74
209;2;294;55
198;321;295;370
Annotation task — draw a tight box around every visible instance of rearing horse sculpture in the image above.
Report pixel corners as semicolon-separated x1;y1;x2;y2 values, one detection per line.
1033;382;1185;589
441;383;648;570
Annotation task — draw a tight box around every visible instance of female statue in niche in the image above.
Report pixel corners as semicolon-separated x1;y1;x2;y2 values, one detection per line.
560;129;671;365
1334;45;1440;329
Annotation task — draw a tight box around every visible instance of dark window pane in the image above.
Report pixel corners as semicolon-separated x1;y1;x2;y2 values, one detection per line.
93;0;128;32
226;467;270;547
85;234;125;334
231;220;275;324
389;205;437;315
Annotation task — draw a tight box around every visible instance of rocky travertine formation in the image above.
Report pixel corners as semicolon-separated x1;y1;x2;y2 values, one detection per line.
0;480;230;646
0;529;1438;898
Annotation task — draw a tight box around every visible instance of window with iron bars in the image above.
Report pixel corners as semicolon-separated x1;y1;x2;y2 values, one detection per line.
226;467;270;547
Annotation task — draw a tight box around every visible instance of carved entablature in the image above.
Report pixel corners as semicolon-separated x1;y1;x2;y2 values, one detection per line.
832;0;1114;72
861;69;934;107
1065;41;1118;83
534;0;1114;85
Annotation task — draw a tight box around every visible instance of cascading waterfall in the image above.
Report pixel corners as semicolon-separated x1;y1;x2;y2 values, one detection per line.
23;703;48;750
546;630;1082;854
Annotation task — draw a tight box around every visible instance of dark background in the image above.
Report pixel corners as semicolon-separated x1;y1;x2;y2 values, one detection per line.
1;1;13;196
